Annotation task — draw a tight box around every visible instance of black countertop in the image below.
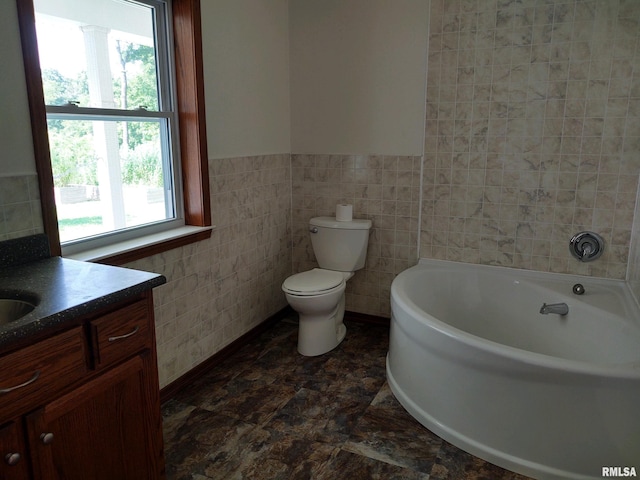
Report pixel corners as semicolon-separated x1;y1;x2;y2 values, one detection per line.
0;255;166;351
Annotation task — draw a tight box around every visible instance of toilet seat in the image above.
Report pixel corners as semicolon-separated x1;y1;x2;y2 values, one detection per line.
282;268;345;296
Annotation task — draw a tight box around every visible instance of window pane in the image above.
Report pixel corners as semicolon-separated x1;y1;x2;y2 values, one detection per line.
49;118;174;243
32;0;182;251
34;0;159;110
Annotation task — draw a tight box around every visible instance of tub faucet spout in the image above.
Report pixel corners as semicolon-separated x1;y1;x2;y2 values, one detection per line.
539;302;569;316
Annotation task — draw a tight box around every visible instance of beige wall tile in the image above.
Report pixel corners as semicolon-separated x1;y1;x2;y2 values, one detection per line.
290;154;421;318
0;175;43;241
127;154;292;388
423;0;640;280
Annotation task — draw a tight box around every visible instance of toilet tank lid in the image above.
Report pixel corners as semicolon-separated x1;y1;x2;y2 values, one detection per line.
310;216;372;230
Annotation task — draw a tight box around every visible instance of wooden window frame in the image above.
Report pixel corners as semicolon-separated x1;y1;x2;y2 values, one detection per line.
16;0;211;265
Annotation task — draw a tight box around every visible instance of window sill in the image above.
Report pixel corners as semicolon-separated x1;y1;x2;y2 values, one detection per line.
65;225;213;266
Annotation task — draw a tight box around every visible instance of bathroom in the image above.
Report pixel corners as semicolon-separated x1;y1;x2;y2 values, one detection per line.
1;0;639;477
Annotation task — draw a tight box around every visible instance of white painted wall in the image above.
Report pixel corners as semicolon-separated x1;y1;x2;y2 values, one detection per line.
0;0;36;176
201;0;291;159
289;0;429;156
2;0;427;169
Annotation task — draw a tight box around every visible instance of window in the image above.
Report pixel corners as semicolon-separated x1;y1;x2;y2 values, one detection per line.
35;0;182;254
18;0;211;263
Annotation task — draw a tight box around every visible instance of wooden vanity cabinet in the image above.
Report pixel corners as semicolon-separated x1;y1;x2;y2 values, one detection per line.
0;421;29;480
0;292;164;480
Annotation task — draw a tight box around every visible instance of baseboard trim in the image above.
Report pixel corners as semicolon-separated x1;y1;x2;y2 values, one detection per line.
159;307;389;403
159;306;293;404
344;310;390;327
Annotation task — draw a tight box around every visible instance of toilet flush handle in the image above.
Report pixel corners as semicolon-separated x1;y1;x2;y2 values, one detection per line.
310;227;318;234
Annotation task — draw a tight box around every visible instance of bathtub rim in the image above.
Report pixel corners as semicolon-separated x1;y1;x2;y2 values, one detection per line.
391;258;640;379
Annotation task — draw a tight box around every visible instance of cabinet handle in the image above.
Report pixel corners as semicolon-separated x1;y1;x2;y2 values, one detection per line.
4;452;21;466
0;370;40;394
108;325;139;342
40;433;54;445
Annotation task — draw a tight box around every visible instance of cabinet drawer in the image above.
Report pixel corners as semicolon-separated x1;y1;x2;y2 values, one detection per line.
0;327;87;420
91;300;150;368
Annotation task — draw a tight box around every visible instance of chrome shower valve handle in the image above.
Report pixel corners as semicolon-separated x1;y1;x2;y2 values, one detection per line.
569;231;604;262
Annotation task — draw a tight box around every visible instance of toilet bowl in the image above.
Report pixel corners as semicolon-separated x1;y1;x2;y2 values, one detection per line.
282;216;372;356
282;268;350;356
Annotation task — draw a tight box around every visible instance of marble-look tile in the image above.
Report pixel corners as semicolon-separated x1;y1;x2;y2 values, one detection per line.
205;378;297;425
162;399;197;444
163;407;256;480
291;154;422;318
201;427;338;480
343;383;442;474
147;153;292;388
264;386;371;444
423;0;640;281
430;440;532;480
314;449;430;480
163;318;534;479
0;175;44;241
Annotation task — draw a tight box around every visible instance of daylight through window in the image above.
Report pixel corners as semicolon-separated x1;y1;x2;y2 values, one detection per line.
34;0;182;253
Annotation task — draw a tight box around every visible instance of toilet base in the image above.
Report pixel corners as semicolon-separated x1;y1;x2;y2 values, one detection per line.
337;323;346;344
297;313;347;356
297;295;347;356
284;278;350;356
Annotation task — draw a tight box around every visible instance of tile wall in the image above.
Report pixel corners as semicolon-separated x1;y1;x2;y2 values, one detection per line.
0;175;43;241
127;154;292;387
7;0;640;387
422;0;640;279
290;154;422;318
628;189;640;300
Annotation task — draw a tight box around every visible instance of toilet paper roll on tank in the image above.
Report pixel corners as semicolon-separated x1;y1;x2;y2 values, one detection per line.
335;204;353;222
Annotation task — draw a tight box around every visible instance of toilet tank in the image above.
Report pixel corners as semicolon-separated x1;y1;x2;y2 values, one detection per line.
309;217;372;272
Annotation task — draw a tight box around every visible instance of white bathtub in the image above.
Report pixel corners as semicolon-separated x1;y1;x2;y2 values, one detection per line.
387;259;640;480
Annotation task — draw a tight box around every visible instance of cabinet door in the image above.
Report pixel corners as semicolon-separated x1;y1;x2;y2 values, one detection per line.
0;422;29;480
26;354;163;480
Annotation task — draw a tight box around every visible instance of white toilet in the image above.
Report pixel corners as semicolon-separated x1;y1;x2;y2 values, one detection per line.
282;216;372;356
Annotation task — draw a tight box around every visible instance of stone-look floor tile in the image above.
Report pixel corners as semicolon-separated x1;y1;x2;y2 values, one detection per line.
343;383;442;474
202;428;338;480
162;407;255;480
170;357;250;408
265;385;380;444
336;323;389;360
181;317;298;400
265;350;333;391
211;380;297;424
264;387;347;443
253;329;300;368
324;365;387;398
162;399;197;444
317;349;386;381
163;319;534;480
313;449;430;480
430;440;533;480
281;326;388;392
173;335;298;416
255;319;298;348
